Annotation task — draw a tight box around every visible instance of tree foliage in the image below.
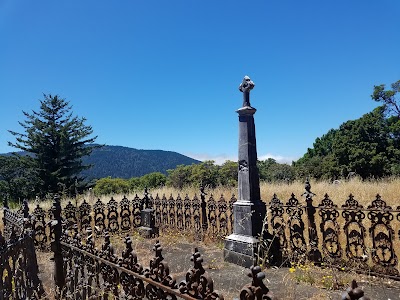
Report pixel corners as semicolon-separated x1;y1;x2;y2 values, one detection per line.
93;172;167;195
0;155;39;201
294;106;400;180
258;158;295;183
372;80;400;117
8;94;98;197
219;160;238;186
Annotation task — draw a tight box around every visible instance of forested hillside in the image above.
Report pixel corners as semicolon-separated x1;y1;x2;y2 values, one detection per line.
80;145;200;180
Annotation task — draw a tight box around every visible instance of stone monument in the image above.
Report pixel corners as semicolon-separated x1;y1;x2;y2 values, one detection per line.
224;76;266;267
138;188;157;238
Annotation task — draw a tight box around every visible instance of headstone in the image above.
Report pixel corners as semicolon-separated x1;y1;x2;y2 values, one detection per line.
138;208;157;238
224;76;266;268
138;190;158;238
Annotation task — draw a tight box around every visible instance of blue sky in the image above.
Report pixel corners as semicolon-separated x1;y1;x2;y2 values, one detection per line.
1;1;399;164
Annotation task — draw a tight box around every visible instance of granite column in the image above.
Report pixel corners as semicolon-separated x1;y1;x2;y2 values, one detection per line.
224;76;266;267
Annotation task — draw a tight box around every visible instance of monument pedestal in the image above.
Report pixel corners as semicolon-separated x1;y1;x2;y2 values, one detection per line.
224;234;259;267
224;200;266;267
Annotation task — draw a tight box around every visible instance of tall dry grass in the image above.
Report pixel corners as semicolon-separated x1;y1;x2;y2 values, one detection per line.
77;177;400;208
259;177;400;208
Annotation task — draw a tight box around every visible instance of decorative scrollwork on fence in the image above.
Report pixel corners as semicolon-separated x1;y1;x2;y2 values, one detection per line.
184;194;192;230
286;194;306;260
107;197;120;234
132;194;143;228
239;266;273;300
192;194;201;238
64;201;78;230
78;199;92;231
161;194;169;229
218;195;228;236
178;248;223;299
1;213;46;300
367;194;398;276
3;207;24;240
318;194;341;262
269;194;288;259
154;194;162;227
60;231;227;299
93;198;106;236
32;204;48;250
168;194;176;229
342;194;367;268
144;240;177;299
207;194;217;236
120;196;132;232
176;194;184;231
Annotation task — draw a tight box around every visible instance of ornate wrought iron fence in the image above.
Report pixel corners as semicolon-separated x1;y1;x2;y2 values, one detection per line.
262;192;400;279
60;231;228;300
30;192;235;249
1;195;376;300
1;202;46;299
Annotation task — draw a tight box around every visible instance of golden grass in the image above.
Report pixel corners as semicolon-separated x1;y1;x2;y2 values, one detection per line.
261;178;400;208
73;177;400;208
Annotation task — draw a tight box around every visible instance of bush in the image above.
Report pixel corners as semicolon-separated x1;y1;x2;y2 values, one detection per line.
93;177;130;195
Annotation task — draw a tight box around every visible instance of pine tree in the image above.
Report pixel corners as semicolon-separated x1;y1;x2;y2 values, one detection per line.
8;94;98;197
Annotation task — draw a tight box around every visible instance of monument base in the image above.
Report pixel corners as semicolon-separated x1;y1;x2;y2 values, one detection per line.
223;234;259;268
138;226;158;238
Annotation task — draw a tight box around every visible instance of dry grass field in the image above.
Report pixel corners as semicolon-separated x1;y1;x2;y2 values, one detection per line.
90;177;400;208
82;177;400;207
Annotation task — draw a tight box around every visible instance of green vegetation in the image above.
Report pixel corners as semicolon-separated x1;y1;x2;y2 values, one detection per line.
93;172;167;195
7;94;98;198
0;155;38;201
93;161;234;195
294;80;400;180
92;159;296;195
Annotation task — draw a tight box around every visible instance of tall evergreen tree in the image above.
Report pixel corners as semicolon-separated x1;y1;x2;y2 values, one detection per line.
8;94;98;197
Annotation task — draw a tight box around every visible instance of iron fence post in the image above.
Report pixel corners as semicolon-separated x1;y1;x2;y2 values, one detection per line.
302;179;322;265
51;194;65;295
200;185;208;236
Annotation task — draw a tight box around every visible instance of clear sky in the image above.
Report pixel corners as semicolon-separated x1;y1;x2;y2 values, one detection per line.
1;1;399;164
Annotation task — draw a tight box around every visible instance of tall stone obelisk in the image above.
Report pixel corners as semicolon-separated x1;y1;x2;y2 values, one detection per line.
224;76;266;268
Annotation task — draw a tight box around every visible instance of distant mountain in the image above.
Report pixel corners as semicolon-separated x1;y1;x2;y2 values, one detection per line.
2;145;201;180
81;145;200;180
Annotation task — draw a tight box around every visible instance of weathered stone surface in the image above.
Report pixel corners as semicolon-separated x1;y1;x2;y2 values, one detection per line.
224;76;265;267
224;234;259;267
232;200;266;236
237;107;260;203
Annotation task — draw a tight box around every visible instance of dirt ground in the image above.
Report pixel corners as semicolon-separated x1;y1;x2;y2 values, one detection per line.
35;233;400;300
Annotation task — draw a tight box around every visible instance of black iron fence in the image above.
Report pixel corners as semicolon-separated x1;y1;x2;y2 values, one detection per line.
1;192;378;299
30;192;236;249
51;193;273;300
1;201;46;300
263;192;400;279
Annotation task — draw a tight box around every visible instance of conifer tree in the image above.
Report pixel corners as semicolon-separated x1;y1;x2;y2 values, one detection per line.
8;94;98;197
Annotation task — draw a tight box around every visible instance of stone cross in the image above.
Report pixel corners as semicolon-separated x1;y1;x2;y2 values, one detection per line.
239;75;255;107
